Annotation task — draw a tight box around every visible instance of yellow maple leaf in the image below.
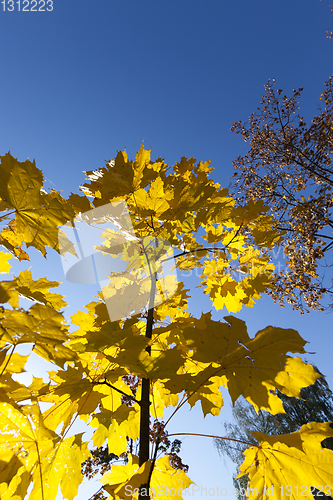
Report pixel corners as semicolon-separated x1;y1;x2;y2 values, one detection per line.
151;380;179;418
164;314;319;415
0;223;29;261
239;422;333;499
29;433;90;500
1;269;67;309
0;304;76;368
0;154;76;256
0;251;14;275
91;405;140;455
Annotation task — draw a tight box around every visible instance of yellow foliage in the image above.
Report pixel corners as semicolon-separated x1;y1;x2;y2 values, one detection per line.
0;146;329;500
239;422;333;499
101;454;194;500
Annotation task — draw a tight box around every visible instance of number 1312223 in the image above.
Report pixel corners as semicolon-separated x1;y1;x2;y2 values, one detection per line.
1;1;53;11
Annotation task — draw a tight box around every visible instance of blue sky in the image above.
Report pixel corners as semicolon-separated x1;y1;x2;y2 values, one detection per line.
1;0;333;498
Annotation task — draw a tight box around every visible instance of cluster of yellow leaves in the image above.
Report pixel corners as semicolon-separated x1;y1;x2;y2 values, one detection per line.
0;147;331;500
0;153;75;256
81;144;278;314
155;314;319;415
0;402;89;500
100;454;193;500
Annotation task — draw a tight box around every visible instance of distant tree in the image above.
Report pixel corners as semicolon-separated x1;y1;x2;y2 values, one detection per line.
215;368;333;500
231;76;333;312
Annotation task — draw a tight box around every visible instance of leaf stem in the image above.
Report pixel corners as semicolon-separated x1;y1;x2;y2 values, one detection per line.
35;441;45;500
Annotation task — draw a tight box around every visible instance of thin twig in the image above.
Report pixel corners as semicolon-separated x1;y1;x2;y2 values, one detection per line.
167;432;259;448
94;379;141;406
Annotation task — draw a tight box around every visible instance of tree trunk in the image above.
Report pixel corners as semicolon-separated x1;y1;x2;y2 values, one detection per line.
138;250;157;500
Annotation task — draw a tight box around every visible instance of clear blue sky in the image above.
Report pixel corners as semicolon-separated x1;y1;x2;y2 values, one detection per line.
1;1;333;498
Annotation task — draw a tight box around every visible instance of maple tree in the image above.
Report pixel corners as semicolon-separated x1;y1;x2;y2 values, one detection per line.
231;75;333;313
0;146;332;500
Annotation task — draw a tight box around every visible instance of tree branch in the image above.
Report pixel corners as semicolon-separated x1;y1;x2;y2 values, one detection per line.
167;432;259;448
94;379;141;406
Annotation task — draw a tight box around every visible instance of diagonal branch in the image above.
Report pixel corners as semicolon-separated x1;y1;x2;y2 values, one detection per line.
94;379;141;406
